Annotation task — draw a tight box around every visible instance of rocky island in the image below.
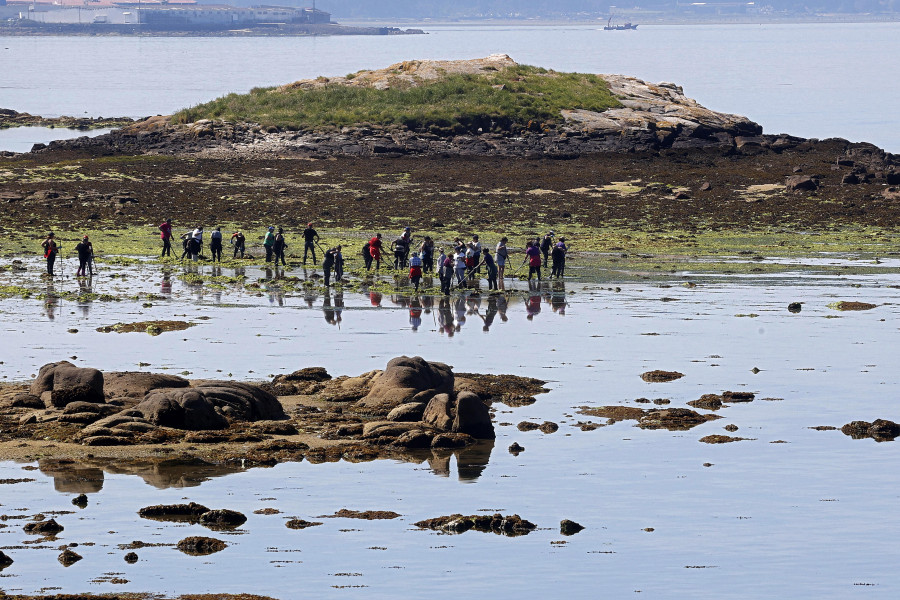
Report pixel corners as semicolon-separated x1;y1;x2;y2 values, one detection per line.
1;54;897;258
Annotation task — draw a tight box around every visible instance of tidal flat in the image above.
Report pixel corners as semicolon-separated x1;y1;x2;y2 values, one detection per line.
0;251;899;599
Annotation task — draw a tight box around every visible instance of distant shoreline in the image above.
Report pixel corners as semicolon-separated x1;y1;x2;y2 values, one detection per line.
0;22;426;37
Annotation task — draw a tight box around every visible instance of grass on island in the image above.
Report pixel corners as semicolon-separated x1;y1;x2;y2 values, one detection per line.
172;65;621;132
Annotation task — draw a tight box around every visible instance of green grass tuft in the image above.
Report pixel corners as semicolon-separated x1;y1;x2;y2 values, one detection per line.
172;65;621;132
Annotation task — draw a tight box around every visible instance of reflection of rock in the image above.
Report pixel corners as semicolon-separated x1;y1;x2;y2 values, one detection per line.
0;550;13;569
39;459;105;493
414;513;536;536
31;361;104;407
842;419;900;442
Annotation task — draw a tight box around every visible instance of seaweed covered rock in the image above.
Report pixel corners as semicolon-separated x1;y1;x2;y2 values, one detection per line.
198;509;247;530
176;536;226;555
841;419;900;442
31;361;104;407
138;502;210;523
24;518;64;535
414;513;536;536
354;356;454;415
272;367;332;395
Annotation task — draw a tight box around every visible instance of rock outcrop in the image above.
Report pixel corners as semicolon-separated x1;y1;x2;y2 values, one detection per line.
353;356;454;415
30;361;104;407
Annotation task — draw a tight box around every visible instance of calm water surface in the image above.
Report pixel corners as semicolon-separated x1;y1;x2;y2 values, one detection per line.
1;258;899;597
2;22;899;151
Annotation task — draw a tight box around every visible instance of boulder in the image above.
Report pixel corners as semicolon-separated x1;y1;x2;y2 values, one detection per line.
135;389;227;430
58;549;83;566
386;402;427;422
785;175;819;192
103;371;190;399
31;361;104;407
354;356;454;415
134;381;285;430
424;391;495;439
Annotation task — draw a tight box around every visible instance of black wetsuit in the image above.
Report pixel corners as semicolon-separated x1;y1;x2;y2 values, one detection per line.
303;227;318;264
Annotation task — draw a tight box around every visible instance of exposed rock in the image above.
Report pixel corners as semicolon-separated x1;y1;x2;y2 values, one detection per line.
641;370;684;383
788;302;802;313
699;435;752;443
539;421;559;434
639;408;720;430
271;367;332;395
841;419;900;442
103;371;190;399
286;519;323;529
560;519;585;535
354;356;454;415
414;513;536;536
422;390;494;439
688;394;723;410
828;301;877;311
391;429;434;448
24;518;64;535
430;432;475;448
176;536;227;555
7;393;43;408
58;549;83;566
577;405;646;422
124;552;138;563
386;402;427;422
199;509;247;530
72;493;88;508
138;502;210;523
31;361;104;407
322;509;401;520
785;175;819;192
134;381;284;430
0;550;13;568
508;442;524;455
723;391;755;402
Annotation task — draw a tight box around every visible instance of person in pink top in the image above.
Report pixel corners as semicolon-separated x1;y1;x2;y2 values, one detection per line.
525;240;542;281
159;219;173;257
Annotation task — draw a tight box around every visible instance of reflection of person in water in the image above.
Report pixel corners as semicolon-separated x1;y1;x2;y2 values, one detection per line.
77;276;93;317
526;286;542;321
161;273;172;295
438;296;455;337
409;297;423;331
44;282;58;320
323;290;335;324
334;289;344;326
478;294;499;331
550;281;567;315
496;293;509;322
454;295;467;331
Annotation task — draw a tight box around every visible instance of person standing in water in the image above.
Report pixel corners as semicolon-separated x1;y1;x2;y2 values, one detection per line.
231;230;246;258
210;227;223;262
75;235;94;277
526;240;542;281
263;226;275;262
273;227;287;266
159;219;173;257
41;232;59;276
302;222;319;265
409;251;423;293
369;233;383;271
322;246;335;287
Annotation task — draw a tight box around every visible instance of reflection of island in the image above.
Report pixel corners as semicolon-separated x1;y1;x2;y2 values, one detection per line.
38;457;246;493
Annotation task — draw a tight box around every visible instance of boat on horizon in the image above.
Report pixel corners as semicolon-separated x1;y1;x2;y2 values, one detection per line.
603;17;638;30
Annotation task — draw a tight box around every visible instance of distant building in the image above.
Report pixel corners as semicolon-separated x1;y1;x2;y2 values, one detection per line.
10;1;331;28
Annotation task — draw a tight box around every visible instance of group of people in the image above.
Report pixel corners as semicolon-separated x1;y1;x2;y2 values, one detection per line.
360;228;568;294
40;232;95;277
153;220;569;292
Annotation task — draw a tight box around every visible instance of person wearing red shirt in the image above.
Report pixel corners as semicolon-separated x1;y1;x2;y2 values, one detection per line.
369;233;383;270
